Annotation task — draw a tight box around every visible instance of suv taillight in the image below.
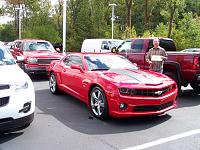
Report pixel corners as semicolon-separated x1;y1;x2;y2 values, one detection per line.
193;56;200;69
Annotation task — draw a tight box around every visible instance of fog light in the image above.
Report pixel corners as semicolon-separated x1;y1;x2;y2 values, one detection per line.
119;103;127;110
19;102;31;113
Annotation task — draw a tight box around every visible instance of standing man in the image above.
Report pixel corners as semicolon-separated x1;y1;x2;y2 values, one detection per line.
146;38;167;73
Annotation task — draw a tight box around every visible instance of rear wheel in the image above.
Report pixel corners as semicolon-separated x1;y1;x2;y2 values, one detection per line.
190;83;200;92
111;47;117;53
90;86;109;120
49;72;60;94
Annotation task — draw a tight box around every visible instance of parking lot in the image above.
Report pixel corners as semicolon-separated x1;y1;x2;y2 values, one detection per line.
0;76;200;150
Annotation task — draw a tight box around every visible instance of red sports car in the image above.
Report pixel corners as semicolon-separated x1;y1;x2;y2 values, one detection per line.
49;53;177;119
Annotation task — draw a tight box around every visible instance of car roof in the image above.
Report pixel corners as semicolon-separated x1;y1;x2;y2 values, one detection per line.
68;52;115;57
125;37;173;41
14;39;48;42
184;48;200;50
181;48;200;52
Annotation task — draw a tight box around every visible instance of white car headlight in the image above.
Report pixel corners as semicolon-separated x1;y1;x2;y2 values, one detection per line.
27;58;38;64
14;82;29;91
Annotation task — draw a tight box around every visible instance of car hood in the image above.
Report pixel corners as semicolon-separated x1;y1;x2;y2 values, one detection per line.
23;51;62;58
99;68;169;86
0;65;30;84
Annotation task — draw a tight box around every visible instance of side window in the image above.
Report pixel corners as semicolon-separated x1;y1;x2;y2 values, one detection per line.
148;39;153;51
63;56;71;66
131;39;144;52
159;39;176;51
118;41;132;53
63;55;84;69
101;41;109;50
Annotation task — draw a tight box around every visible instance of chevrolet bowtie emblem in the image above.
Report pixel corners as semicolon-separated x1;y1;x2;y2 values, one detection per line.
155;90;163;95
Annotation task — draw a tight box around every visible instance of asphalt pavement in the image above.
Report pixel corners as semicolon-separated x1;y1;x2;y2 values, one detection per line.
0;76;200;150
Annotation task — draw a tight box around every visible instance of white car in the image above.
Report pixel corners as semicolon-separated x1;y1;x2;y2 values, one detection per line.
81;39;123;53
0;44;35;133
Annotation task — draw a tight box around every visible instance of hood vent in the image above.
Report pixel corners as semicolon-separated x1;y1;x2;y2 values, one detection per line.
145;83;163;86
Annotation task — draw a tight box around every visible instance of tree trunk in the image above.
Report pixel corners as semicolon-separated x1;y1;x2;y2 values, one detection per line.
57;0;63;38
168;3;176;38
125;0;132;28
144;0;148;29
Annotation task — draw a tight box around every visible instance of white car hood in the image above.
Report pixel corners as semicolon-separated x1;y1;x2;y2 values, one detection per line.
0;65;30;84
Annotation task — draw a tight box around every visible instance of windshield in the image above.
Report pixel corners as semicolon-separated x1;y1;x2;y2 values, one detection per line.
23;41;55;52
0;45;16;65
85;54;138;71
108;40;123;48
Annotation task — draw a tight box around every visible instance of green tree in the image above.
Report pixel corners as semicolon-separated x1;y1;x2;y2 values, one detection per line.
0;24;17;41
173;12;200;50
160;0;185;38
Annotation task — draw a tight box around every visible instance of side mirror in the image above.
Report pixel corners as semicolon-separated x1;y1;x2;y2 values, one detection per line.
56;48;61;53
71;64;84;72
16;56;25;63
10;45;14;49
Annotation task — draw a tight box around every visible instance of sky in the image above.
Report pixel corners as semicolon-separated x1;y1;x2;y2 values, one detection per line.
0;0;58;24
0;0;13;24
51;0;58;6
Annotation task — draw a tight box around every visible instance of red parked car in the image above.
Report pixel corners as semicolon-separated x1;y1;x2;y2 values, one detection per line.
49;53;178;119
11;39;63;75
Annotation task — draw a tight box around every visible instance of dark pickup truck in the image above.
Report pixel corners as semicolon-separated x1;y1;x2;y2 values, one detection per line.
116;38;200;92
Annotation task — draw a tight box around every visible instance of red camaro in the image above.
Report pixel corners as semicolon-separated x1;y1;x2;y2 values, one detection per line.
49;53;178;119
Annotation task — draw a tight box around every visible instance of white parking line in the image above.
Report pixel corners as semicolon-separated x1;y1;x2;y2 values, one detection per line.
122;129;200;150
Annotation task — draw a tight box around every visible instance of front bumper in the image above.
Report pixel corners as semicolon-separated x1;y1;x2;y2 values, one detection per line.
24;64;49;74
0;113;34;133
107;88;178;118
0;81;35;132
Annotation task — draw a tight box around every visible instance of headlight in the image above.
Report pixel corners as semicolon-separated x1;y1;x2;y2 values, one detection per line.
27;57;38;64
14;82;28;91
119;88;136;95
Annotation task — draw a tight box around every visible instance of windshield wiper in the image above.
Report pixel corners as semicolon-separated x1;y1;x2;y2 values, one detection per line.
91;68;109;71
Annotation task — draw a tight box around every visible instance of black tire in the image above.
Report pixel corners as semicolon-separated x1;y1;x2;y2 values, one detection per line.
89;86;109;120
49;72;60;94
190;83;200;92
164;71;181;94
111;47;117;53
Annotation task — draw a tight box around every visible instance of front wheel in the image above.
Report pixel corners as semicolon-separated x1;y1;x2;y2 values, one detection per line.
49;72;60;94
90;86;109;120
190;83;200;92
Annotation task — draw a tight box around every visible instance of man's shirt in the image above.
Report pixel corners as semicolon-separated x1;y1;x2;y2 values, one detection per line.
146;46;167;72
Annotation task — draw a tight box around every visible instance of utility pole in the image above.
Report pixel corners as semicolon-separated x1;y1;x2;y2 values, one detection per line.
109;3;117;39
63;0;67;54
15;4;22;39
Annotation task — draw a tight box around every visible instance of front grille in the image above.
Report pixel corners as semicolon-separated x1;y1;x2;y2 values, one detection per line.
0;117;13;123
0;84;10;90
0;97;9;107
37;58;60;65
133;101;173;112
120;86;172;97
